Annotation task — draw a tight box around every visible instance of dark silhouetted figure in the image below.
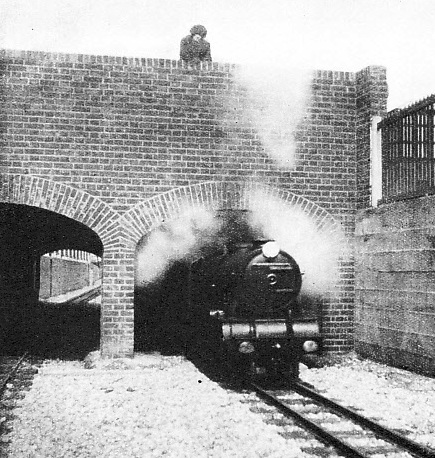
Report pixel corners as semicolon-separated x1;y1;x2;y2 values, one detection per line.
180;25;212;65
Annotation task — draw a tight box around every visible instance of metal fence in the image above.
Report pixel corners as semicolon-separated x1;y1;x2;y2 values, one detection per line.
378;95;435;203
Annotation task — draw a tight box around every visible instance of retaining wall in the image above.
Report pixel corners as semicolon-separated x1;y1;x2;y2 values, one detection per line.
355;196;435;375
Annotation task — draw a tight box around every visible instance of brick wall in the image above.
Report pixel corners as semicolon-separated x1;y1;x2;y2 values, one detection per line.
0;49;388;356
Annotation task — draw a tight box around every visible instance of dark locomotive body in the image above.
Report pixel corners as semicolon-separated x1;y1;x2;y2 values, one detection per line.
188;240;321;379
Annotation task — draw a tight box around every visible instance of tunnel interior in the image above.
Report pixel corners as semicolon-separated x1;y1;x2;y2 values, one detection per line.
134;260;191;354
0;203;103;358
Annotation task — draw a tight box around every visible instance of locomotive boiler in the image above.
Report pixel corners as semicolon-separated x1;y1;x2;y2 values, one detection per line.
188;239;321;378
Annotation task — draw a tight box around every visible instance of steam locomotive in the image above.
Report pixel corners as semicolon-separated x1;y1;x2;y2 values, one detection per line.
187;238;321;379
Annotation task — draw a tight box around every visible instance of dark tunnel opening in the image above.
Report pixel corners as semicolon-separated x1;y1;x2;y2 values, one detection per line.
133;210;268;355
0;203;103;359
134;260;191;354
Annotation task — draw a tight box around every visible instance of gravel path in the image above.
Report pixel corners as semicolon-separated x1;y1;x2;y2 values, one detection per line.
4;352;435;457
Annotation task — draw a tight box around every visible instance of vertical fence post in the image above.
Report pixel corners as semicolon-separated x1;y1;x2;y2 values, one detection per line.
370;116;383;207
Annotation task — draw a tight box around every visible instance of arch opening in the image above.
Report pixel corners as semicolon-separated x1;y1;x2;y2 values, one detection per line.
132;200;343;354
0;203;103;359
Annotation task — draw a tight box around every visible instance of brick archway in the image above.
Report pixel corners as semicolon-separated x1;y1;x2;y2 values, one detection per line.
0;174;119;247
121;181;341;245
0;174;129;356
125;181;350;357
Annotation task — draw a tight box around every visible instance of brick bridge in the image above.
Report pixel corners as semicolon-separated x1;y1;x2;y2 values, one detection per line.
0;49;388;357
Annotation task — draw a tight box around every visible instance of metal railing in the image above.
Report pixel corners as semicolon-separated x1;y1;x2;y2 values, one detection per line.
378;95;435;203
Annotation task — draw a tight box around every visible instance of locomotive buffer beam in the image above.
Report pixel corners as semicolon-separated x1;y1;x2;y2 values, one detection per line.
221;319;319;341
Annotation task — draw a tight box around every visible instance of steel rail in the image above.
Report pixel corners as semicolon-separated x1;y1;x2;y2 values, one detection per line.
187;336;435;458
288;379;435;458
250;381;368;458
0;352;28;396
186;347;366;457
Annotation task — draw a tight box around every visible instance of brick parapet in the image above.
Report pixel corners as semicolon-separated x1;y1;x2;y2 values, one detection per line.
1;49;358;82
0;48;235;71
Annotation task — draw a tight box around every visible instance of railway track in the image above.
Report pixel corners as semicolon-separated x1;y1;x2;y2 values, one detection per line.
0;288;99;454
0;354;28;396
0;353;39;403
248;378;435;458
0;353;39;454
187;345;434;457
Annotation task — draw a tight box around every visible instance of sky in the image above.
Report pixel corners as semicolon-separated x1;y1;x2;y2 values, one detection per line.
1;0;435;110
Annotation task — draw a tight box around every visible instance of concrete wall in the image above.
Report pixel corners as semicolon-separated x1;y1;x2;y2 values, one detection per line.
39;256;100;299
355;196;435;375
0;49;388;356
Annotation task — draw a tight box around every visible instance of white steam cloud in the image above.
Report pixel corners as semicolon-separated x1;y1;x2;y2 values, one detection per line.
234;65;311;169
136;205;220;286
247;190;346;296
135;194;348;298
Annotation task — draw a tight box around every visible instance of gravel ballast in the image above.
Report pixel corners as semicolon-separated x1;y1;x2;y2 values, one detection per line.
5;353;306;458
300;354;435;450
4;352;435;457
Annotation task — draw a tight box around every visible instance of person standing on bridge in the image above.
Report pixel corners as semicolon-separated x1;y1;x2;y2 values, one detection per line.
180;25;212;65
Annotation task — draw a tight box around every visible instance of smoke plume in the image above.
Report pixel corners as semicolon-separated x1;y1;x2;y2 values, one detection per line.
234;65;311;169
135;205;220;286
246;190;346;296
